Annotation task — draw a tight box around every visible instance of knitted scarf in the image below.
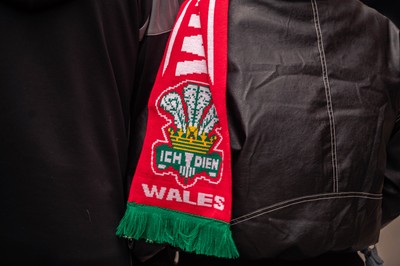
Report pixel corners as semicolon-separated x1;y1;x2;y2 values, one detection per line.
117;0;238;258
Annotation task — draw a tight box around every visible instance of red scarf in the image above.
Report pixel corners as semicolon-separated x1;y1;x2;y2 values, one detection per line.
117;0;238;258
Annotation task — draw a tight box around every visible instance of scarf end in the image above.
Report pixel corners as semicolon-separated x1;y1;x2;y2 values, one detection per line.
116;202;239;259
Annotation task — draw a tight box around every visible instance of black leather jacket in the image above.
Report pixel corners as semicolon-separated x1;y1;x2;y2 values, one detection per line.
224;0;400;260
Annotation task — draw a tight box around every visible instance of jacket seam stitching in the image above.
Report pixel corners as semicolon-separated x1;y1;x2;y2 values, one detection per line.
232;191;381;221
311;0;339;193
231;192;382;225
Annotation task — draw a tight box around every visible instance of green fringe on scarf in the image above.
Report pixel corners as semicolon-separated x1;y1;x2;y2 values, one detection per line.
116;202;239;259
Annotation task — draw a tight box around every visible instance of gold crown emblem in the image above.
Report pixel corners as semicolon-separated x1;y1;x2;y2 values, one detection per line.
168;126;217;154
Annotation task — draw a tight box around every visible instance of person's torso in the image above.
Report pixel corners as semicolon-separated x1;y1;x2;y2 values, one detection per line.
226;0;400;259
0;0;144;264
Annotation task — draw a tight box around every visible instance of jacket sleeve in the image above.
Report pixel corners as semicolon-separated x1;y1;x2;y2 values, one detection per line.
382;116;400;227
381;21;400;227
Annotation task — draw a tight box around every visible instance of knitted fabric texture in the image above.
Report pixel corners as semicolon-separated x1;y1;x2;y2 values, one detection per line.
117;0;238;258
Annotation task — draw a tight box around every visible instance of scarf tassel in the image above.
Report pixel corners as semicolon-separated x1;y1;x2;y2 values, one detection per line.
116;202;239;259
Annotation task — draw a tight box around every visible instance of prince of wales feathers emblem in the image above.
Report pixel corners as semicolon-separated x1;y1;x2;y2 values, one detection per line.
155;83;222;187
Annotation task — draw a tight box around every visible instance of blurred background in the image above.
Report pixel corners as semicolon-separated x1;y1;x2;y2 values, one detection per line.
379;219;400;266
362;0;399;25
360;1;399;265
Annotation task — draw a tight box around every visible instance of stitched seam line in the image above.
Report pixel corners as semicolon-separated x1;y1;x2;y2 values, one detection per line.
231;193;382;226
311;0;339;193
231;191;381;222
